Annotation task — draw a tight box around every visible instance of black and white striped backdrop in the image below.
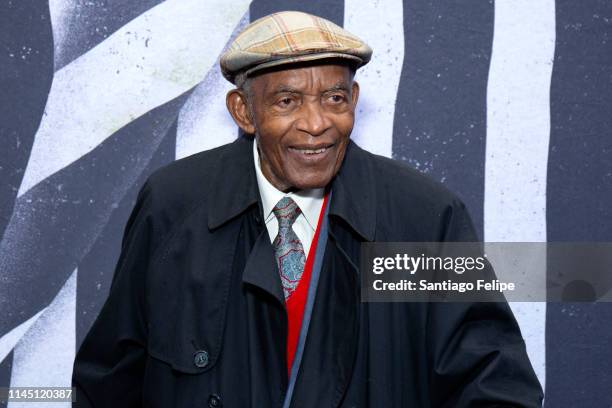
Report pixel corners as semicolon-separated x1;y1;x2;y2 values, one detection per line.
1;0;611;406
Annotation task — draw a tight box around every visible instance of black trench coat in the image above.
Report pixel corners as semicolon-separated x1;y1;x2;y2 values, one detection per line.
72;135;543;407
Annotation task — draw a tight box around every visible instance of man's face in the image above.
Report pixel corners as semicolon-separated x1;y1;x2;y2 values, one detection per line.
240;64;359;192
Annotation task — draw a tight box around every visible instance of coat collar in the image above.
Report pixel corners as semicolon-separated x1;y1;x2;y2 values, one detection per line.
207;135;376;242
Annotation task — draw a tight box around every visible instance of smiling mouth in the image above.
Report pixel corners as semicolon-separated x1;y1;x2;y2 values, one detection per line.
288;143;335;156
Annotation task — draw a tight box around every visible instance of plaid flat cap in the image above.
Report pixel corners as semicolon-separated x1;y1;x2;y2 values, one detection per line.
220;10;372;85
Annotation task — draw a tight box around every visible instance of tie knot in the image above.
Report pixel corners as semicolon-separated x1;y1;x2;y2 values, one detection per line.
272;196;301;229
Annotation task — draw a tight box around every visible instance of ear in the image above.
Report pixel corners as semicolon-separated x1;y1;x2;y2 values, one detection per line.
350;80;360;109
226;89;256;134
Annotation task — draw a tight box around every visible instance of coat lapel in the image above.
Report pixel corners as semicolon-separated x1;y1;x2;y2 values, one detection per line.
327;140;377;243
242;228;285;305
206;135;286;304
207;135;260;231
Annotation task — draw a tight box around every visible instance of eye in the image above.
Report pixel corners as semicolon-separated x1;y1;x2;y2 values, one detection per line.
278;97;294;107
328;94;346;103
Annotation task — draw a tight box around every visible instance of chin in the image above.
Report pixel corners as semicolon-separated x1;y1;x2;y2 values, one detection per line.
290;175;332;190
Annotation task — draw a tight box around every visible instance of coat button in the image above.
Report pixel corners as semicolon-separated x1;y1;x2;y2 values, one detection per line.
208;394;222;407
193;350;209;368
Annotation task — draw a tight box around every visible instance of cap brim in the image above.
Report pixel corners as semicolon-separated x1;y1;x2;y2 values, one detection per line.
239;52;364;83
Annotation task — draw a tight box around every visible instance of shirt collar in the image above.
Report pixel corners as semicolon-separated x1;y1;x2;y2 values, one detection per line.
207;135;376;242
253;139;324;230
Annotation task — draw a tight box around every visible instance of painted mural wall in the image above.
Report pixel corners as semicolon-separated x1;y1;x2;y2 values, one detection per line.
1;1;611;406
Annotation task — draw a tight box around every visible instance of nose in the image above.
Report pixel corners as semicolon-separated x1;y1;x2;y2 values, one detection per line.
295;100;331;136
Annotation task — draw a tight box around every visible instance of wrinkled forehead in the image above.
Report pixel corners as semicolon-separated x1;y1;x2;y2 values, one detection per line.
248;60;356;95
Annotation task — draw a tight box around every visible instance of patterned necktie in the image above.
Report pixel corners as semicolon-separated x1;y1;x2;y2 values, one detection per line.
272;196;306;299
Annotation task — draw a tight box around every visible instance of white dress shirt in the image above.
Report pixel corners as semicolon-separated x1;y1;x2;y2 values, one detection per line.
253;140;325;258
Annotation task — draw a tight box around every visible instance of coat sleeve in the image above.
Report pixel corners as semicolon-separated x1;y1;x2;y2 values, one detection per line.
72;181;155;407
426;198;544;407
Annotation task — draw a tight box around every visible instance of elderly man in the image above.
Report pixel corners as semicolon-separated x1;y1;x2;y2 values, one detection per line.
72;11;543;408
